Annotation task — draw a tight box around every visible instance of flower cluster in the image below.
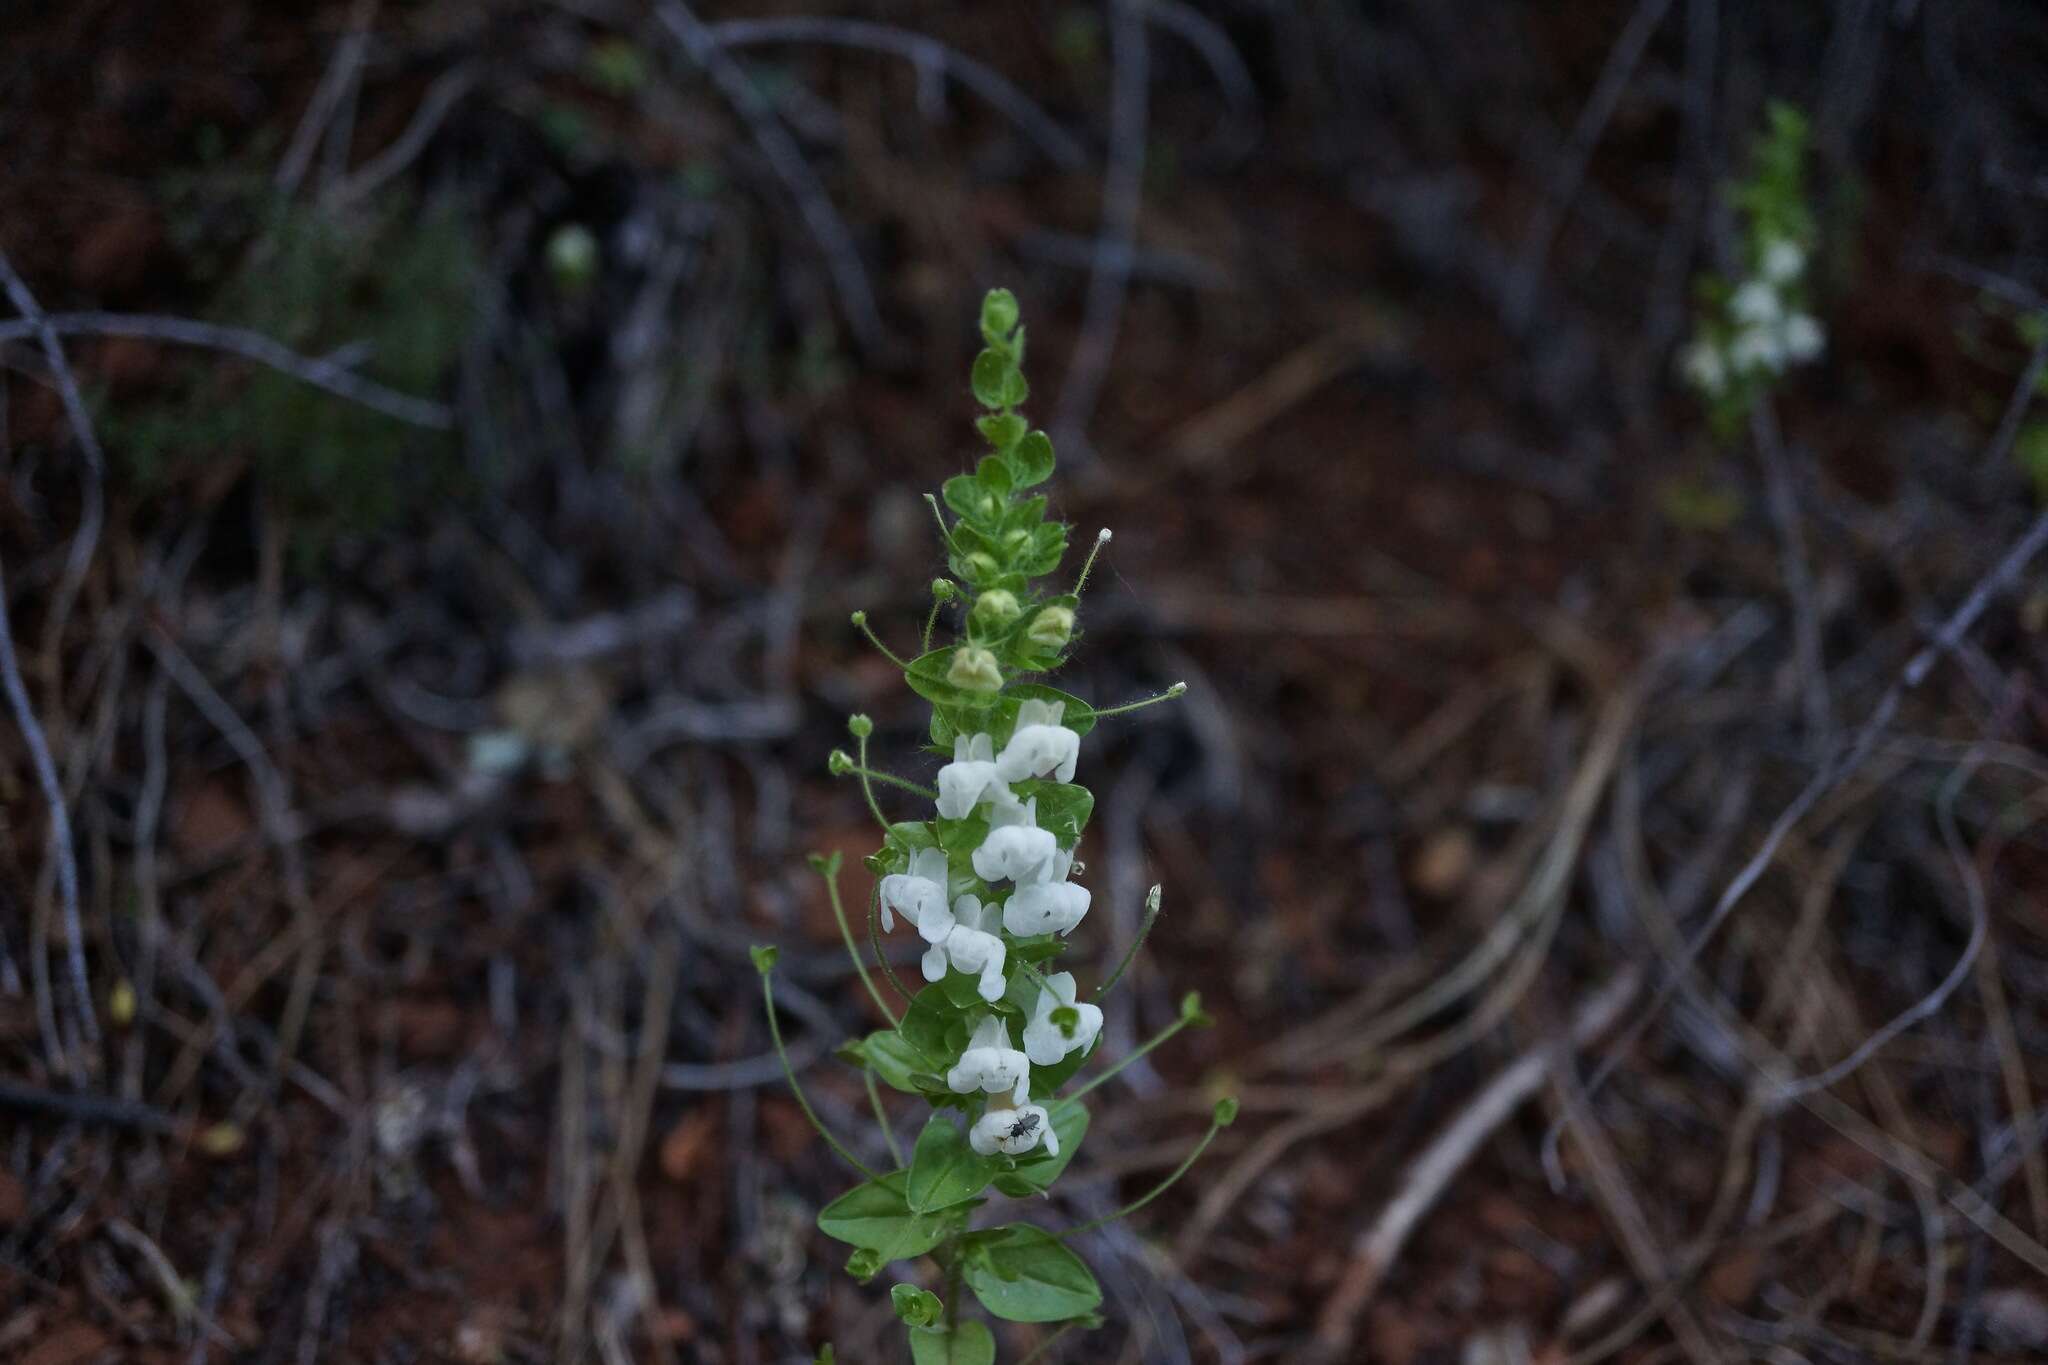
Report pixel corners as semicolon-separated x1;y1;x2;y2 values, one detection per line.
1681;101;1825;433
755;290;1231;1361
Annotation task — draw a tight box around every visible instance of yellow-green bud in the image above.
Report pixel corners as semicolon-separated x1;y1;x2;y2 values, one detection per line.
931;579;958;602
827;749;854;775
1026;605;1074;650
947;645;1003;694
972;590;1021;629
962;551;999;580
1002;527;1031;551
847;714;874;738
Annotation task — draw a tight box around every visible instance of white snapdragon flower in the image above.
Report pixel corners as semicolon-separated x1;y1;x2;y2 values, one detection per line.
996;699;1080;785
923;893;1009;1002
1782;313;1825;363
1730;280;1783;329
935;732;1008;820
879;847;954;943
1729;325;1787;375
969;1102;1057;1157
972;797;1058;884
1021;971;1103;1066
946;1015;1031;1106
1761;238;1805;284
1680;339;1727;396
1002;848;1090;937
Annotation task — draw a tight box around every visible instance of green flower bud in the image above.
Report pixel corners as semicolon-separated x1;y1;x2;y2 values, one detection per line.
827;749;854;775
971;590;1022;629
750;945;779;975
847;713;874;738
1002;527;1031;552
961;551;999;581
845;1247;884;1282
1180;990;1214;1027
1213;1096;1240;1127
981;287;1020;342
1027;605;1075;650
931;578;958;602
947;646;1003;694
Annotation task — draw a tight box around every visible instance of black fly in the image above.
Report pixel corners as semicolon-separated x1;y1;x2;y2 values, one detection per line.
1006;1111;1041;1141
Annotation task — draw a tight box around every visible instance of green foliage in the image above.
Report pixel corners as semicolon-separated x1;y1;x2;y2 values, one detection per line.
105;186;474;556
959;1226;1103;1323
910;1322;996;1365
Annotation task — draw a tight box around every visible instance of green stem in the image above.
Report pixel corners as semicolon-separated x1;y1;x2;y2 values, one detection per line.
1062;1014;1191;1104
1093;886;1160;1000
1014;1322;1079;1365
939;1239;965;1330
1058;1113;1226;1238
1072;528;1111;598
869;885;916;1004
836;762;936;801
921;597;946;655
760;969;879;1180
820;858;897;1027
852;611;908;669
1091;682;1187;720
854;732;892;832
863;1066;904;1167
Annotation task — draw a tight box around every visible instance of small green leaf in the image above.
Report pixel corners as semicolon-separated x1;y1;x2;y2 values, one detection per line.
981;288;1020;343
816;1174;961;1262
974;454;1014;501
943;473;997;523
846;1247;885;1281
907;1115;1001;1212
892;1283;944;1327
992;1101;1089;1196
860;1029;940;1093
961;1225;1103;1323
971;349;1017;409
899;984;969;1060
1015;521;1066;576
909;1321;996;1365
977;412;1026;451
1011;430;1055;487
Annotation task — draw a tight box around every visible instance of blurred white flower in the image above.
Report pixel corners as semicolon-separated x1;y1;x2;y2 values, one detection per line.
1021;971;1103;1066
935;732;1007;820
970;1102;1057;1157
947;1014;1031;1106
1730;325;1787;375
880;847;954;943
922;893;1009;1002
1761;238;1806;284
1680;340;1727;395
1002;848;1090;937
972;797;1058;884
1782;312;1825;363
996;699;1080;785
1730;280;1783;328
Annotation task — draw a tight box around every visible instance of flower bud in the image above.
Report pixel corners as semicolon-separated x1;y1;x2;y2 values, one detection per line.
972;589;1021;629
827;749;854;775
1026;605;1074;650
1003;527;1031;552
961;551;999;581
931;578;958;602
847;713;874;739
947;645;1003;694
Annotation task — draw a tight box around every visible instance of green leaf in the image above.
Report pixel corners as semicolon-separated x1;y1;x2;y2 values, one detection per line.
859;1029;940;1093
1015;780;1093;845
974;454;1014;501
892;1283;944;1327
980;288;1020;343
907;1115;1001;1212
971;348;1017;409
992;1101;1089;1196
1011;430;1055;487
976;412;1026;452
909;1321;996;1365
961;1225;1103;1322
899;984;968;1060
943;473;997;524
1015;521;1066;576
816;1174;962;1262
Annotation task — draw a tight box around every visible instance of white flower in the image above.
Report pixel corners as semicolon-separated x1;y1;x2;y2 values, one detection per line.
923;894;1009;1002
1680;340;1726;396
1021;971;1103;1066
996;699;1080;785
1760;238;1806;285
879;847;954;943
1729;324;1786;375
1730;280;1783;329
947;1014;1031;1106
972;797;1058;884
1002;849;1090;937
969;1102;1057;1157
1782;313;1825;364
935;732;1008;820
